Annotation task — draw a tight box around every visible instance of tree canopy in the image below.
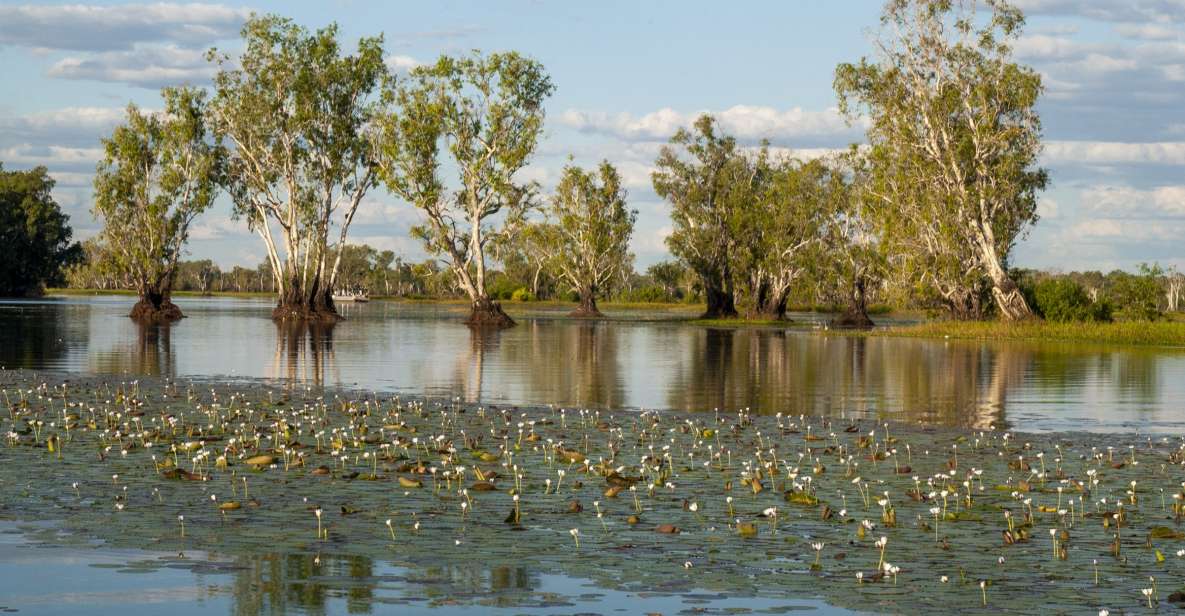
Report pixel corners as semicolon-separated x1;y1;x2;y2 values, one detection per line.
207;14;388;320
93;87;225;321
375;50;554;327
0;164;81;296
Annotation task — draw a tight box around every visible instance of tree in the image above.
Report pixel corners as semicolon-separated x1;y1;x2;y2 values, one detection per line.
207;15;387;321
375;51;554;327
732;151;832;320
0;164;81;296
93;87;224;321
835;0;1047;320
653;115;756;319
1166;267;1183;313
820;152;885;328
536;161;637;317
647;261;687;300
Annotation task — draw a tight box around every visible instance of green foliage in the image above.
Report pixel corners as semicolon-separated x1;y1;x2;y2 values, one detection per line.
0;164;81;296
207;14;387;305
510;287;534;302
1110;264;1165;321
93;87;224;299
1030;278;1112;323
653;115;753;316
617;285;676;303
834;0;1046;320
533;160;637;306
375;50;553;304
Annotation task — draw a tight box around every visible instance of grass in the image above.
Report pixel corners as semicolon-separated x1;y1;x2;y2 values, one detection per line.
866;319;1185;348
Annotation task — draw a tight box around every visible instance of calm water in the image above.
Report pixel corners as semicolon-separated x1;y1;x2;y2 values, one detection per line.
2;295;1185;432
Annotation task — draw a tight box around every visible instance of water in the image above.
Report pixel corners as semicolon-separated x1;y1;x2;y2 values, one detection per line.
3;295;1185;433
0;523;860;615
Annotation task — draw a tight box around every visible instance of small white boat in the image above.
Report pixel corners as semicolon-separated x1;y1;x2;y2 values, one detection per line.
332;290;370;302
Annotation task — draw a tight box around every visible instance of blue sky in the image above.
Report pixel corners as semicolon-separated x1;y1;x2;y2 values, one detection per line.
2;0;1184;273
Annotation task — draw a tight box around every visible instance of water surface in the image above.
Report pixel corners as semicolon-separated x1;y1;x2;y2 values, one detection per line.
2;295;1183;432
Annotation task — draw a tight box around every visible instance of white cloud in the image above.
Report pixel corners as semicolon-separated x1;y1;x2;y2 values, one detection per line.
0;3;250;51
0;144;105;167
189;215;246;241
385;54;419;74
1014;0;1185;23
1116;23;1182;40
1037;197;1060;219
0;107;126;148
560;105;863;144
48;45;214;88
1079;184;1185;217
1043;141;1185;165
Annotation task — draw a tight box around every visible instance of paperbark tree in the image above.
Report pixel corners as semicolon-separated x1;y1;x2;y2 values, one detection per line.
653;115;755;319
835;0;1047;320
207;15;387;321
733;151;831;321
375;51;554;328
93;87;224;322
536;161;637;317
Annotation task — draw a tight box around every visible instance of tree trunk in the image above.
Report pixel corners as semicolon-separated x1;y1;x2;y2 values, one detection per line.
465;295;515;328
830;276;874;329
702;284;738;319
977;235;1033;321
130;277;184;323
271;272;340;322
570;287;603;318
746;279;789;321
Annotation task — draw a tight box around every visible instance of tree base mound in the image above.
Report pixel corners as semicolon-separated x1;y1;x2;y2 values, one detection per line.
829;308;875;330
271;303;342;323
129;299;185;323
466;300;515;328
569;305;604;318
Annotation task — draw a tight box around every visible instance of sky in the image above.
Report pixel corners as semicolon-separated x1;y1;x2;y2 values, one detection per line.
1;0;1183;273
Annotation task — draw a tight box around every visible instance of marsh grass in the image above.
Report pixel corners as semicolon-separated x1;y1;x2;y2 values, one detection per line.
861;319;1185;347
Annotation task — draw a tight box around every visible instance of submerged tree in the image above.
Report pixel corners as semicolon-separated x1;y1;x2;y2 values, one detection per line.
653;115;756;319
0;164;81;296
376;51;554;327
93;88;224;321
818;153;884;329
835;0;1047;320
207;15;387;321
732;151;833;321
536;161;636;317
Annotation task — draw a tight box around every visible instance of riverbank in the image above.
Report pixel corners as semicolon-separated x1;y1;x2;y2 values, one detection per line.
865;319;1185;348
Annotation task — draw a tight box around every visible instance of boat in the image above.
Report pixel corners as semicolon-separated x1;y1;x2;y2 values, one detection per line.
332;289;370;302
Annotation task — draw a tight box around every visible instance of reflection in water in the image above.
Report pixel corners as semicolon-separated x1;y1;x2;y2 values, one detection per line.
270;321;337;387
226;553;537;616
2;297;1184;432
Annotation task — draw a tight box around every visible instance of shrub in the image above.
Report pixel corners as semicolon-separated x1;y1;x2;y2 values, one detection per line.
510;287;534;302
1032;278;1111;322
1110;264;1164;321
617;285;673;303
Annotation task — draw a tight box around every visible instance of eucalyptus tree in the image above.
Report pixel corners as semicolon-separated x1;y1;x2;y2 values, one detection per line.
206;15;387;320
816;153;885;328
535;160;636;317
733;151;831;320
835;0;1047;320
92;88;224;321
653;115;755;319
375;51;554;328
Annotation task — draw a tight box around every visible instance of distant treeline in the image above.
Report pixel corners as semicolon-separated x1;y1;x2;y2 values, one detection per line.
61;239;1184;319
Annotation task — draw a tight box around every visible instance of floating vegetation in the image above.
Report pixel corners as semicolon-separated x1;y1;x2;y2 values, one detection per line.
1;369;1184;613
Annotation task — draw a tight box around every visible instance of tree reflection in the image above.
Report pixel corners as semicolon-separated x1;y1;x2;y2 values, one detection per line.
226;553;536;615
270;321;337;387
664;330;1043;428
